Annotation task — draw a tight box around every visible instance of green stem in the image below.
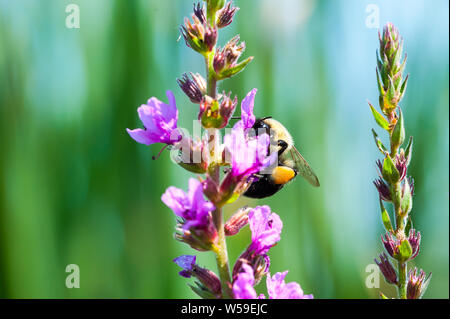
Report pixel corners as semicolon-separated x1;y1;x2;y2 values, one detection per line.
398;261;407;299
204;26;231;296
212;205;233;298
205;53;217;98
391;162;408;298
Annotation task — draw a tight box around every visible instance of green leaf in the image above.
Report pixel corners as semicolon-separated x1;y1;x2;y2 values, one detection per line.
382;154;400;184
391;108;405;150
401;178;413;216
405;216;413;236
376;69;385;96
189;282;216;299
404;136;413;167
379;198;394;232
372;129;388;154
386;75;396;104
398;239;413;261
400;74;409;100
369;102;390;131
218;56;254;79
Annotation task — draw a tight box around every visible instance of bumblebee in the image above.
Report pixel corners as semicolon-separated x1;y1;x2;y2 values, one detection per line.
244;117;320;198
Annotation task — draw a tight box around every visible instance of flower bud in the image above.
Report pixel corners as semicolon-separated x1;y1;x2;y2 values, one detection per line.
199;96;223;128
377;23;408;115
193;2;206;24
225;206;250;236
199;93;236;129
180;8;217;55
374;178;392;202
202;177;220;204
172;136;208;173
232;248;269;285
175;226;217;252
219;91;238;127
407;268;431;299
216;2;239;28
381;232;398;258
407;229;421;260
177;72;206;104
192;265;222;296
173;255;222;298
381;231;420;262
374;253;398;285
204;26;218;51
213;36;253;79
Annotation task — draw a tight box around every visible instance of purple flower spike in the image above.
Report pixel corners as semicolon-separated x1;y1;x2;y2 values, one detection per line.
173;255;196;278
127;90;181;146
162;178;215;230
266;271;313;299
248;206;283;255
232;264;258;299
240;88;257;130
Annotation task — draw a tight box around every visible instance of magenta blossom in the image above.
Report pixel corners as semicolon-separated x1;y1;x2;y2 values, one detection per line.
248;206;283;255
224;124;276;180
233;264;312;299
127;90;182;145
161;178;215;230
266;271;313;299
232;264;264;299
240;88;257;130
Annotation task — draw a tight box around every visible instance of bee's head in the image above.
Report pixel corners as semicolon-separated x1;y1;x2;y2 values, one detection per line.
251;117;273;137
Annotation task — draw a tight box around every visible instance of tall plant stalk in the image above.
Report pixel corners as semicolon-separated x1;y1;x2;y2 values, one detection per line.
370;23;431;299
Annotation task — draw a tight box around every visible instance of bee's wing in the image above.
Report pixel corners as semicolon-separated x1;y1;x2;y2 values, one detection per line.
289;147;320;187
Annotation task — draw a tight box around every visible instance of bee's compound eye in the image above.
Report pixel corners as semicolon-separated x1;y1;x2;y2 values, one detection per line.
252;120;271;137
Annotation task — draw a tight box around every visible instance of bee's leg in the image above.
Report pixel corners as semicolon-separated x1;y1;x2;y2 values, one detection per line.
277;140;288;156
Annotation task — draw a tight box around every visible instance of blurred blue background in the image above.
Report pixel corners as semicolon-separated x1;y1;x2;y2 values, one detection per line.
0;0;448;298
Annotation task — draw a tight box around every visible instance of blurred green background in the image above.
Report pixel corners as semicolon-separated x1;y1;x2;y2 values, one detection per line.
0;0;448;299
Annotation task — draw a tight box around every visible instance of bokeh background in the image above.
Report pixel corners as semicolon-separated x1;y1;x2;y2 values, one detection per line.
0;0;448;299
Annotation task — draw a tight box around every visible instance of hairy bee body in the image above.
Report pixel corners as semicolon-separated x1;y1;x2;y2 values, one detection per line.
243;117;319;199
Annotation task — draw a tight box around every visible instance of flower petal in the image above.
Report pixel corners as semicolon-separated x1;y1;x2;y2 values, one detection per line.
126;128;159;145
161;186;189;217
241;88;257;129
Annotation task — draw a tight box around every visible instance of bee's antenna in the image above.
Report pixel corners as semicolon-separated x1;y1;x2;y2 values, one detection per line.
152;144;170;160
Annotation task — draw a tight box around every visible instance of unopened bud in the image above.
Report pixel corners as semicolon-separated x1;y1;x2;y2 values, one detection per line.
225;206;250;236
407;268;431;299
374;253;398;285
216;2;239;28
177;73;205;104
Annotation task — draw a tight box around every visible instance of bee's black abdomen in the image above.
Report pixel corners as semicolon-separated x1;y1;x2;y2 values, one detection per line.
243;174;284;199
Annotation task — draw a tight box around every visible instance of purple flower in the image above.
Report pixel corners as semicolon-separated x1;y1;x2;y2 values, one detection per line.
240;88;257;130
173;255;222;296
233;264;312;299
161;178;215;230
232;264;262;299
173;255;196;278
224;124;275;180
248;206;283;255
266;271;313;299
127;90;181;145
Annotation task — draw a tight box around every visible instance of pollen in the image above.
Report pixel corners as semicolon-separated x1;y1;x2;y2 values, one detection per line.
271;166;296;185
